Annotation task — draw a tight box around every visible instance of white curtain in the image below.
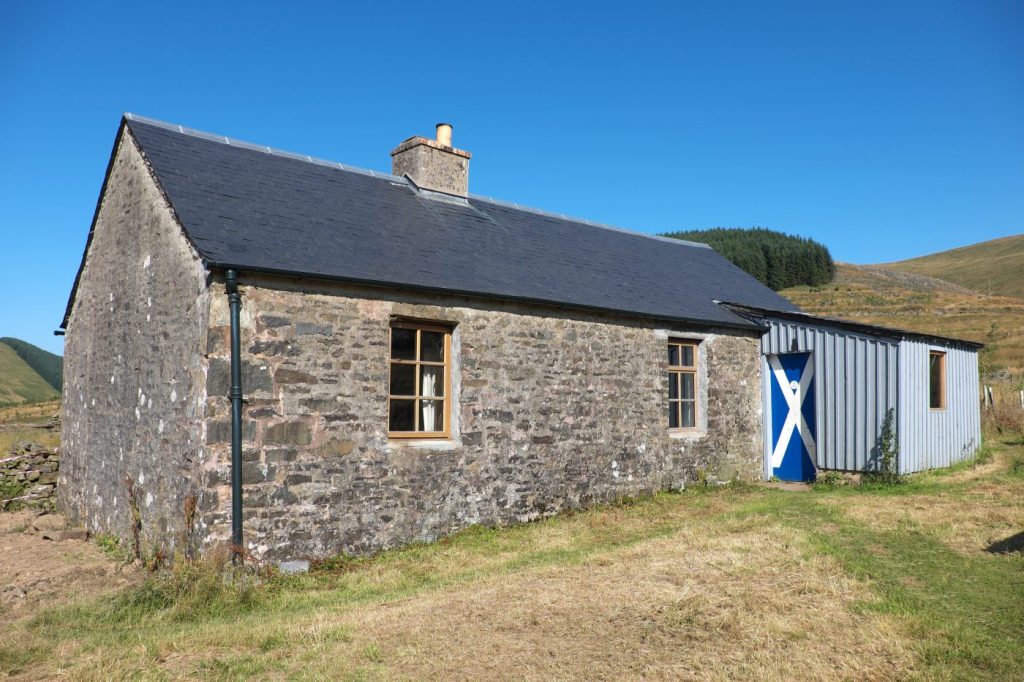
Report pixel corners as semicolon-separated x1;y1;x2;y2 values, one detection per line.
421;367;439;431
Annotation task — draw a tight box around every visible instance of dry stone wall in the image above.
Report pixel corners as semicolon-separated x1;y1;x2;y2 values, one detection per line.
1;446;60;511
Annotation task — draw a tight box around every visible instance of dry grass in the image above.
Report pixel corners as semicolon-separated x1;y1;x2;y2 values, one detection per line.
825;446;1024;557
0;400;60;454
983;401;1024;438
0;400;60;425
1;441;1022;680
0;428;59;455
876;233;1024;300
331;525;909;682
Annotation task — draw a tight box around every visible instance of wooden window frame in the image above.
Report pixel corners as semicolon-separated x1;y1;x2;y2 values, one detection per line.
929;350;947;411
388;321;453;439
668;339;699;432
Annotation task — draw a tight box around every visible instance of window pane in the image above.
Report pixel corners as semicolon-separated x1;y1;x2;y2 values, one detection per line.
391;328;416;360
421;331;444;362
669;372;679;399
681;372;695;399
668;345;679;366
669;401;679;429
929;354;943;408
421;365;443;397
681;345;694;367
389;363;416;396
420;399;444;432
681;401;696;428
389;399;415;431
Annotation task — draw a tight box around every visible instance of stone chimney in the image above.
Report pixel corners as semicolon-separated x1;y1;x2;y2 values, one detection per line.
391;123;471;196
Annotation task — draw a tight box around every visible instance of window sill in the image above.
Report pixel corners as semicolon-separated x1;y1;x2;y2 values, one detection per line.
669;429;705;440
385;437;460;451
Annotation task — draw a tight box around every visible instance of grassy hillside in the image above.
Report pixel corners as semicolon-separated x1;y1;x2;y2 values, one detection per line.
876;233;1024;299
0;343;59;405
0;338;62;391
782;263;1024;375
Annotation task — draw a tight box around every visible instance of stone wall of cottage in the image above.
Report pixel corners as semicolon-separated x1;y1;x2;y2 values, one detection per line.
200;277;763;561
60;130;210;556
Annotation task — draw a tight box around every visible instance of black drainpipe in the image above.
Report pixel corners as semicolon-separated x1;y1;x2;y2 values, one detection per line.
225;269;244;561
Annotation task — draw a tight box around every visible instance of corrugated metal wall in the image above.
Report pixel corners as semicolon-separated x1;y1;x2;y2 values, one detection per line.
760;318;900;473
898;339;981;473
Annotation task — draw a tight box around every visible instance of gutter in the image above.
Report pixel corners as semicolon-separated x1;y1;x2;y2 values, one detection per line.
225;269;244;561
202;262;767;334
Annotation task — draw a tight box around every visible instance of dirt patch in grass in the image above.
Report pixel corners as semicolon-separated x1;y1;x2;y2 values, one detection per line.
0;511;139;622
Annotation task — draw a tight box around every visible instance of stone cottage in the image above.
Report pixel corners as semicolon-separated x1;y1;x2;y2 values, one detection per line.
59;115;800;562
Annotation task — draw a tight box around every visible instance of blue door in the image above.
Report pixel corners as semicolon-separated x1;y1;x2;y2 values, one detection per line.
768;352;817;482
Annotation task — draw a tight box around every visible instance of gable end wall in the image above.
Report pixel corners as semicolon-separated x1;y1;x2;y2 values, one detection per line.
59;130;211;555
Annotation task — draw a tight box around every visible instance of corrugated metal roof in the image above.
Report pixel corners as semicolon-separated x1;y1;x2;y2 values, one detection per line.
62;115;802;329
723;302;983;349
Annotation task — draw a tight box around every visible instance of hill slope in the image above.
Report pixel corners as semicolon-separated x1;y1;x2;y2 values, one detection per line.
876;233;1024;299
0;338;63;391
0;343;60;405
782;263;1024;374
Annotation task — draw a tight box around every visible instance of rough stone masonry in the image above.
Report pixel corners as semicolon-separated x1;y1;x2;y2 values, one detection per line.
194;277;764;561
60;125;765;563
1;446;61;512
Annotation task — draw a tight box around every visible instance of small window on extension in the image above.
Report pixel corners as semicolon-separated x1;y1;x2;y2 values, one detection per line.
929;350;946;410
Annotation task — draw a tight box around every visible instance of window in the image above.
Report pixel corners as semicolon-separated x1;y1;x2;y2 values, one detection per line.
668;340;698;430
388;322;452;437
929;351;946;410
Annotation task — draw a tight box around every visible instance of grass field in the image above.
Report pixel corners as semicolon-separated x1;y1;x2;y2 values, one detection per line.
0;400;60;426
0;345;58;406
1;437;1021;680
876;233;1024;300
0;400;60;454
782;263;1024;375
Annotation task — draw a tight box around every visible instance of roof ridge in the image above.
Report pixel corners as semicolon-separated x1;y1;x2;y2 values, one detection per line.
123;113;711;251
468;194;711;250
124;112;405;183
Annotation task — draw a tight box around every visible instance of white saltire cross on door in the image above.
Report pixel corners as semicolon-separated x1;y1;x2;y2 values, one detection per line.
768;352;817;482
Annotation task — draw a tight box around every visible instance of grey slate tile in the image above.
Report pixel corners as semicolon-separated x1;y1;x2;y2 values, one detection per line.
123;117;799;329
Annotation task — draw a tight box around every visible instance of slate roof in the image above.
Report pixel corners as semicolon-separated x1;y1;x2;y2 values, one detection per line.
62;114;801;329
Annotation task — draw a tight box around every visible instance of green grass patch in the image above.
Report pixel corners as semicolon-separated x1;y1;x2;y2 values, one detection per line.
732;490;1024;679
0;478;26;501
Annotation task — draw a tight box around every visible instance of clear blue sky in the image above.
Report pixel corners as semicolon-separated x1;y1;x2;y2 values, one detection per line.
2;1;1022;355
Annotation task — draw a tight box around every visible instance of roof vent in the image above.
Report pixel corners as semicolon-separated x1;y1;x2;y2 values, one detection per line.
390;123;470;196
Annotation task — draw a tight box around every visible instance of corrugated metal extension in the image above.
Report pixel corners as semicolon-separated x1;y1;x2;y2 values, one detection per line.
758;314;980;474
898;340;982;474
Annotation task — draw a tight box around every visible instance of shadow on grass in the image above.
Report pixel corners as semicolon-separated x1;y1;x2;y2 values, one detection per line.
987;531;1024;555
